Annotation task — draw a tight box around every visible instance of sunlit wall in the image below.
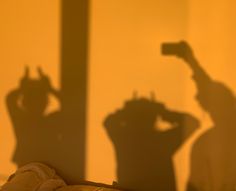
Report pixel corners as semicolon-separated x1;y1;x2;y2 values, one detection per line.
1;0;236;191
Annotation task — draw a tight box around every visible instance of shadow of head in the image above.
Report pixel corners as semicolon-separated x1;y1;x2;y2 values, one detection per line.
21;79;49;115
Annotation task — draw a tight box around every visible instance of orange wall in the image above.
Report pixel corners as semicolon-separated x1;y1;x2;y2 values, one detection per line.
1;1;236;191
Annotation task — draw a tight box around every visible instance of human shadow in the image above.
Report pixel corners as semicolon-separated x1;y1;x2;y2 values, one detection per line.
162;41;236;191
6;67;65;168
5;0;89;183
104;97;199;191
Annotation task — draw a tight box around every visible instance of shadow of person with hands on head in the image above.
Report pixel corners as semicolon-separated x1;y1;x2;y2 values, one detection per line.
104;95;199;191
162;41;236;191
6;66;63;168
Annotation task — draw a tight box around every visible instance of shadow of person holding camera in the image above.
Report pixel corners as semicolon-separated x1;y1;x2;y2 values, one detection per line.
162;41;236;191
104;97;199;191
6;67;64;168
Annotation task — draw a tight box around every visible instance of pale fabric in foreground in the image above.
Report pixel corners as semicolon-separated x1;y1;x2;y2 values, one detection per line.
0;163;124;191
58;185;122;191
0;162;66;191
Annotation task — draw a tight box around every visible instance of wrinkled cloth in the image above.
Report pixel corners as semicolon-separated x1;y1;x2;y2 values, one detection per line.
57;185;123;191
1;163;125;191
1;162;66;191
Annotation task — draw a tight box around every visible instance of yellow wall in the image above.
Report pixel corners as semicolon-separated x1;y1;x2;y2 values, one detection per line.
1;0;236;191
